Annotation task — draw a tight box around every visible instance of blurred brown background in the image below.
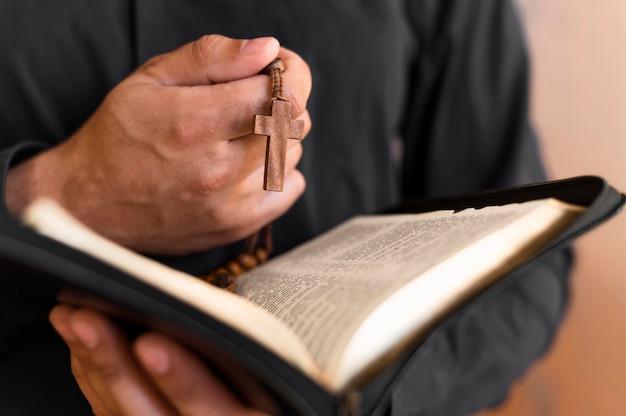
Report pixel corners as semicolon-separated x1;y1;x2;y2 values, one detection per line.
478;1;626;415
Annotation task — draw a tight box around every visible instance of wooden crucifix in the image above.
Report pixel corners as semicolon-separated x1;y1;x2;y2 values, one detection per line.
253;58;304;192
254;98;304;191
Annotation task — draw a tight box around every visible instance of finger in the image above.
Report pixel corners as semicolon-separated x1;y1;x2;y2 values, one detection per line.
172;109;308;204
139;35;280;86
155;67;312;146
278;47;313;118
191;162;304;256
223;110;310;182
158;76;280;146
237;134;306;207
50;305;122;415
55;308;176;416
241;139;304;188
207;352;281;414
70;354;116;415
258;168;306;216
135;333;269;416
227;138;305;214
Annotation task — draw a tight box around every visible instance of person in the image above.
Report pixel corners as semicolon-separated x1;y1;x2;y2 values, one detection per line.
0;1;572;415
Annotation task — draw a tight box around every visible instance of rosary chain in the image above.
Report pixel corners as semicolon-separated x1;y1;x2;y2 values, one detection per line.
200;59;285;292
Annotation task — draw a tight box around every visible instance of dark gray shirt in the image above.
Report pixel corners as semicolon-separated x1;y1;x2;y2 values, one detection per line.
0;1;571;414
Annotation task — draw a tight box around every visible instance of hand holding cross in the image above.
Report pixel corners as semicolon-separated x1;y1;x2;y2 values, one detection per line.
253;59;305;192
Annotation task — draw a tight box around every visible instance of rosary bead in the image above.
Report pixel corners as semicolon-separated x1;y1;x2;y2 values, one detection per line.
254;247;269;263
214;268;231;288
203;272;216;284
226;260;244;276
237;253;259;270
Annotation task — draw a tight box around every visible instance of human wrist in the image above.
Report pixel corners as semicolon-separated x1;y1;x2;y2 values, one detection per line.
0;142;48;214
5;143;70;218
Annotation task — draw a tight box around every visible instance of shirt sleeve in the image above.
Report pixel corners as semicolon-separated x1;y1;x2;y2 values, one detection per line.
388;1;573;414
0;141;54;356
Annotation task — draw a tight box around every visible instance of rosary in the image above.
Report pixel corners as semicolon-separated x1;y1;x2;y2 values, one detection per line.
200;58;304;291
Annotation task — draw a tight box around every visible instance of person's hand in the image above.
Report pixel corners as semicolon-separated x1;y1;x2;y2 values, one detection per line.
49;305;277;415
6;35;312;255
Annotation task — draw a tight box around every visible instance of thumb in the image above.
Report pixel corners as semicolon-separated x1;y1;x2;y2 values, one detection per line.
138;35;280;86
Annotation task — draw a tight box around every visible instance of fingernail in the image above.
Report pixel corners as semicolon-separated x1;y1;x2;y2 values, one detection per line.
140;342;171;375
240;37;275;56
71;320;99;349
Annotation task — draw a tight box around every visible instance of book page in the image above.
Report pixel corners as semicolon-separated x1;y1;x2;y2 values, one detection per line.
22;200;324;384
236;199;584;389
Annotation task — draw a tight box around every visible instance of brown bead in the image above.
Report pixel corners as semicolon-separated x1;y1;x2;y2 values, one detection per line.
237;253;258;270
214;268;231;288
203;272;216;285
254;247;269;263
226;260;244;276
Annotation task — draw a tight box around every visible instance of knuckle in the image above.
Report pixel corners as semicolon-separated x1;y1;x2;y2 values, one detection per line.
138;53;165;76
71;352;123;383
169;94;220;146
284;60;311;118
102;83;131;113
191;34;224;68
285;79;310;118
104;83;151;128
172;115;205;147
169;89;241;146
70;355;87;380
97;360;125;382
205;112;227;139
194;162;231;193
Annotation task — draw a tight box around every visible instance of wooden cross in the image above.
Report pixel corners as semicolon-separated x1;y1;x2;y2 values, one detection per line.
254;98;304;191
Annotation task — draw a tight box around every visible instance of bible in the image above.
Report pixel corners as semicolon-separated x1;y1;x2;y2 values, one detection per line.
0;176;623;415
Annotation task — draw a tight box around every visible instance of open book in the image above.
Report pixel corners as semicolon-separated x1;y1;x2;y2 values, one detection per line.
1;176;624;415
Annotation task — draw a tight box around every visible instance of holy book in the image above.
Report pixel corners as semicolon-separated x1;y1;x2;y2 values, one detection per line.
0;176;623;415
